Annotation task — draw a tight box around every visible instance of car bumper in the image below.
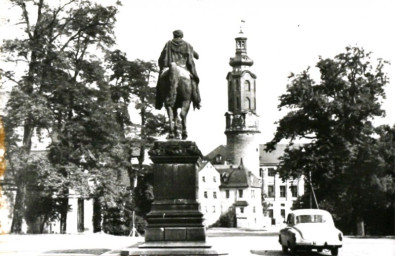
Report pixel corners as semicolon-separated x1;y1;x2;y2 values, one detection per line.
295;240;342;249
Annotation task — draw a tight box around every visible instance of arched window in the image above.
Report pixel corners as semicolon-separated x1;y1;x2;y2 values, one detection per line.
244;97;251;110
244;80;251;91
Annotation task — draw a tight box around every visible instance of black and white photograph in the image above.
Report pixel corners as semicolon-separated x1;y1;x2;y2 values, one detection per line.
0;0;394;255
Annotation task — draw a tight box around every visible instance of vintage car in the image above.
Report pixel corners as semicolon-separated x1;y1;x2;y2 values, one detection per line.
279;209;343;255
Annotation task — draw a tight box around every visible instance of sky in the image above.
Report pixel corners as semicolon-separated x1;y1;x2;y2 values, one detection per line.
1;0;395;155
114;0;395;154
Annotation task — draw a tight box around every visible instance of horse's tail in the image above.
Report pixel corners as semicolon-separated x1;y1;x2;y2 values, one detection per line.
165;63;178;107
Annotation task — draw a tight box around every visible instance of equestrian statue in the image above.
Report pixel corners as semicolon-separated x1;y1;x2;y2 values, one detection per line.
155;30;201;140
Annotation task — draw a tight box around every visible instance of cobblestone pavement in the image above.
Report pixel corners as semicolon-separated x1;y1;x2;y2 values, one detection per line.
0;231;393;256
210;235;394;256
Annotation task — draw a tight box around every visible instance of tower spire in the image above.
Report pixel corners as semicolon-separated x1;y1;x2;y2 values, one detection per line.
239;19;245;34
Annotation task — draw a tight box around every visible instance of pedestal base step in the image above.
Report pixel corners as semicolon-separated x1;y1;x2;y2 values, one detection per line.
139;241;211;248
121;242;227;256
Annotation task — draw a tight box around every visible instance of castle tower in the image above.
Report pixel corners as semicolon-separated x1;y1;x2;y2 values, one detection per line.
225;25;261;177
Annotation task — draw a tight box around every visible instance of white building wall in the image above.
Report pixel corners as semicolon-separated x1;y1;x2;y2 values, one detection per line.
198;163;222;227
260;166;305;226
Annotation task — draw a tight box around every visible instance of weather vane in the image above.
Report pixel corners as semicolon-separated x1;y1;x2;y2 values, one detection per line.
239;19;245;34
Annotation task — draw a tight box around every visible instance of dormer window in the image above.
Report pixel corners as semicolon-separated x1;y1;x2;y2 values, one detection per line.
215;154;222;163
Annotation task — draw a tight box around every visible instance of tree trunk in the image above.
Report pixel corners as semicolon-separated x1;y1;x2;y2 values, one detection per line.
77;198;84;232
60;197;69;234
10;182;27;233
356;217;365;236
93;198;102;233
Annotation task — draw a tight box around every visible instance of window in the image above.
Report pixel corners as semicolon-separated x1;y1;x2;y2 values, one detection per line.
251;189;255;198
238;189;243;198
259;168;263;177
268;168;276;176
215;154;222;163
244;97;251;110
226;190;230;198
202;176;206;182
213;176;217;182
268;185;274;197
204;191;208;198
240;207;244;213
268;209;273;218
212;206;216;213
291;185;298;197
244;80;251;91
205;206;208;213
280;186;286;197
281;209;286;218
253;206;256;213
213;191;217;199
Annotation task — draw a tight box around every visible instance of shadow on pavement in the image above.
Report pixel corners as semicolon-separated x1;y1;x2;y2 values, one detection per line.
44;248;110;255
251;249;327;256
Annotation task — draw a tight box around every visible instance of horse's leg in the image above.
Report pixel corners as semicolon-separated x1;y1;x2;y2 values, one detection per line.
166;106;174;139
173;107;179;139
180;99;191;140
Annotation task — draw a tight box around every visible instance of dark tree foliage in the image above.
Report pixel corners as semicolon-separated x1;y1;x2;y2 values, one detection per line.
1;0;123;233
106;50;166;228
266;47;394;235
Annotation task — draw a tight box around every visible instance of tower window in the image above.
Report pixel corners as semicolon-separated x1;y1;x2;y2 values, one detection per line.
244;80;251;91
244;97;251;110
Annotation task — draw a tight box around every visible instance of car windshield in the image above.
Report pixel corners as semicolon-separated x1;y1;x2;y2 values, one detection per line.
296;214;326;224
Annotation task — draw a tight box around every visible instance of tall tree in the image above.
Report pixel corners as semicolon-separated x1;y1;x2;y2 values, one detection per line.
1;0;120;233
106;51;166;229
265;47;394;235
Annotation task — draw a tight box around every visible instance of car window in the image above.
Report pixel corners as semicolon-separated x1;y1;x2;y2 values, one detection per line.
286;214;293;225
296;214;326;224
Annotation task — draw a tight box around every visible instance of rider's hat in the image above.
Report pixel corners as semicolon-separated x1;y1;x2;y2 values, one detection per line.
173;30;184;38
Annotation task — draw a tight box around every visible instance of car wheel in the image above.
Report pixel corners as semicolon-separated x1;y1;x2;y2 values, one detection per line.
282;245;288;253
317;248;323;252
331;248;339;256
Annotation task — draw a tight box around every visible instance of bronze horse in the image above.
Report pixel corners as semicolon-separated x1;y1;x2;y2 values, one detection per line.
157;63;193;140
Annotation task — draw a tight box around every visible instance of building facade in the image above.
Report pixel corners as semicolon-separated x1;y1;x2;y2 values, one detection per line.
259;144;305;226
202;28;305;229
197;162;222;227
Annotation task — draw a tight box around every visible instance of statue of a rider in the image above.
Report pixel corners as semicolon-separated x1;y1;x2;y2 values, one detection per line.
155;30;201;110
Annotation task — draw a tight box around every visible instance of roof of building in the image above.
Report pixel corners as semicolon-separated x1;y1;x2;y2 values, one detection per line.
204;145;227;162
216;160;261;189
260;144;303;166
259;144;288;165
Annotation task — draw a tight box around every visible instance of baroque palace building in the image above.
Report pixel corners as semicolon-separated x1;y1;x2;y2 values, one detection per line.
203;28;305;228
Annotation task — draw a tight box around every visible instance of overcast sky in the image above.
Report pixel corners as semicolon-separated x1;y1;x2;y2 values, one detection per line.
114;0;395;154
1;0;394;154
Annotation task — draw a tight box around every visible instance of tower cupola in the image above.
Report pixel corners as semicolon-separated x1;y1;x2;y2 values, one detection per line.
229;29;254;68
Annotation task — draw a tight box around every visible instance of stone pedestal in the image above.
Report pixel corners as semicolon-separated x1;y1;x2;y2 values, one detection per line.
121;141;226;256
